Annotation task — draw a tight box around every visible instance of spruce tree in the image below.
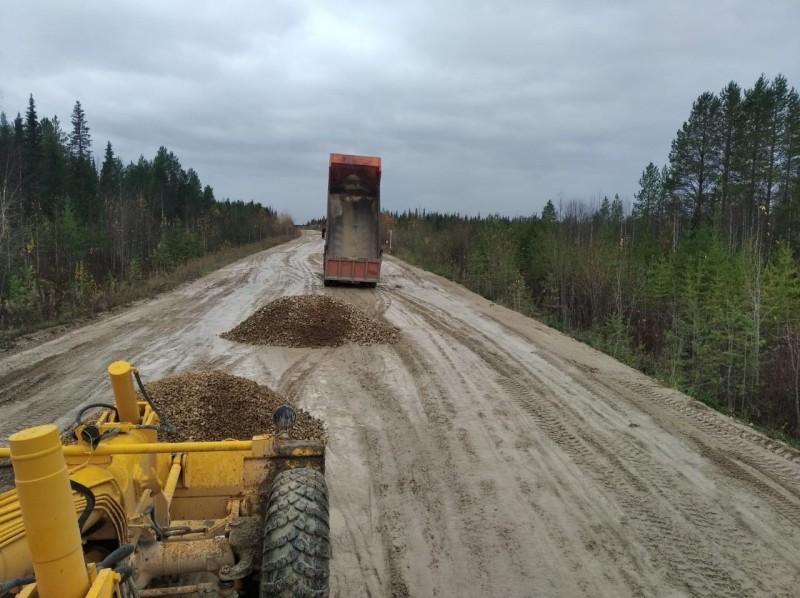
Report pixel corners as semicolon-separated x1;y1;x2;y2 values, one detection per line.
762;242;800;431
67;101;97;220
100;141;123;200
22;94;42;214
68;101;91;162
39;116;69;218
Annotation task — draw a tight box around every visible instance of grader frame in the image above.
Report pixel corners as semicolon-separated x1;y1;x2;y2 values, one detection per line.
0;361;329;598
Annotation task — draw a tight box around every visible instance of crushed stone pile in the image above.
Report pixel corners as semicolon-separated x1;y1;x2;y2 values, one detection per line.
142;370;326;441
221;294;400;348
63;371;326;443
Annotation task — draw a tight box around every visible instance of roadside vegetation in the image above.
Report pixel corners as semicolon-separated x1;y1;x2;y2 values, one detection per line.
389;74;800;443
0;96;295;342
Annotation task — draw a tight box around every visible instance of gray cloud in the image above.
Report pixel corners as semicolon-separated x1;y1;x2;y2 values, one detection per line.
2;0;799;223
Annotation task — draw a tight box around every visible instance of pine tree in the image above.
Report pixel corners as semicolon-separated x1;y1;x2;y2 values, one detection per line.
733;75;773;244
668;91;723;230
610;194;624;226
772;87;800;249
12;115;25;209
718;82;742;241
0;112;20;250
764;75;790;231
152;146;182;221
634;163;664;235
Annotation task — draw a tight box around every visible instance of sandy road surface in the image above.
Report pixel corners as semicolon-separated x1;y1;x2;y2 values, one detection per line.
2;231;800;597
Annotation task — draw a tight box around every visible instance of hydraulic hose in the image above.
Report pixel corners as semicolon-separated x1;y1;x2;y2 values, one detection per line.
97;544;134;571
0;575;35;595
145;506;202;539
76;403;119;426
69;479;95;533
1;547;135;595
133;371;175;434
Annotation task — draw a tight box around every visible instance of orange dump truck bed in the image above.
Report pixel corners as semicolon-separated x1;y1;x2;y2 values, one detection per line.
324;153;382;287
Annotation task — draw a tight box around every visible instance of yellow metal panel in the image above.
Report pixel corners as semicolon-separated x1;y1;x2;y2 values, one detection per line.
183;451;244;491
85;567;120;598
16;584;37;597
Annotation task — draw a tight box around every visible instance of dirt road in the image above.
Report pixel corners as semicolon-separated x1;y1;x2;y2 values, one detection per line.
2;231;800;597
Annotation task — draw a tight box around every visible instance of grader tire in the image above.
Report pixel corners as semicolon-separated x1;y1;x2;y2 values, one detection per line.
260;468;330;598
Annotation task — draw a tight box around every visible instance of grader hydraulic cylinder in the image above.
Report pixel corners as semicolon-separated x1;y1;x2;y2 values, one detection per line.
8;425;90;598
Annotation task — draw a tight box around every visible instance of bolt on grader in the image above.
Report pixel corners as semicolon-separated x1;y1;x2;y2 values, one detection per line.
0;361;330;598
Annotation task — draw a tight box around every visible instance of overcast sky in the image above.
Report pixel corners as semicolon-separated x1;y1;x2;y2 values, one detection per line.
2;1;799;224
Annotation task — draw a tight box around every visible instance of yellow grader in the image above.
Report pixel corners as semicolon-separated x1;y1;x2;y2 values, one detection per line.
0;361;329;598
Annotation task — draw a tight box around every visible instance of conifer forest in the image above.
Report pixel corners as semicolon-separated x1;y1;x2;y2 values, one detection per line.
389;75;800;441
0;96;295;334
3;75;800;440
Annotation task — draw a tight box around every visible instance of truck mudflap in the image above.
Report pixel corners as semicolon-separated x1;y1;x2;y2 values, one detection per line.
324;257;381;282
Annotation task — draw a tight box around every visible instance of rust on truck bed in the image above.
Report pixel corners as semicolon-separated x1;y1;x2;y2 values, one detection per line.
329;153;381;168
324;153;382;286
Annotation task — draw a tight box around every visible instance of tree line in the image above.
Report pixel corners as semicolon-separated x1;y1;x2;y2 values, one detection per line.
1;95;294;333
388;74;800;441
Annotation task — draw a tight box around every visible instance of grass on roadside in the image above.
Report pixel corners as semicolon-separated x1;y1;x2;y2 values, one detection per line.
1;233;298;347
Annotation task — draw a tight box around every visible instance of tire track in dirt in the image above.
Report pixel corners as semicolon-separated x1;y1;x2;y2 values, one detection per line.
0;353;63;407
275;348;332;402
577;373;800;538
316;285;541;597
279;245;318;292
350;347;430;598
357;337;464;593
384;296;589;595
392;289;798;597
493;331;795;595
394;295;653;594
0;350;115;441
622;378;800;471
482;304;800;475
555;358;800;576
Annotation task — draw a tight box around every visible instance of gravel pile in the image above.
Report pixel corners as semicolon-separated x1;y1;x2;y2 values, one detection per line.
141;370;326;442
221;294;400;348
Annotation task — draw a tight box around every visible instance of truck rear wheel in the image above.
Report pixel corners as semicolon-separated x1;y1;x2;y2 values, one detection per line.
260;468;330;598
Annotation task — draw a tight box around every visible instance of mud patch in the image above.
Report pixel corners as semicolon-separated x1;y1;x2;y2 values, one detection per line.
221;294;400;348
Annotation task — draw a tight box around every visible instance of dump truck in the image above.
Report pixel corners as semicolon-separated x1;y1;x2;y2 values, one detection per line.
323;153;382;288
0;361;329;598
